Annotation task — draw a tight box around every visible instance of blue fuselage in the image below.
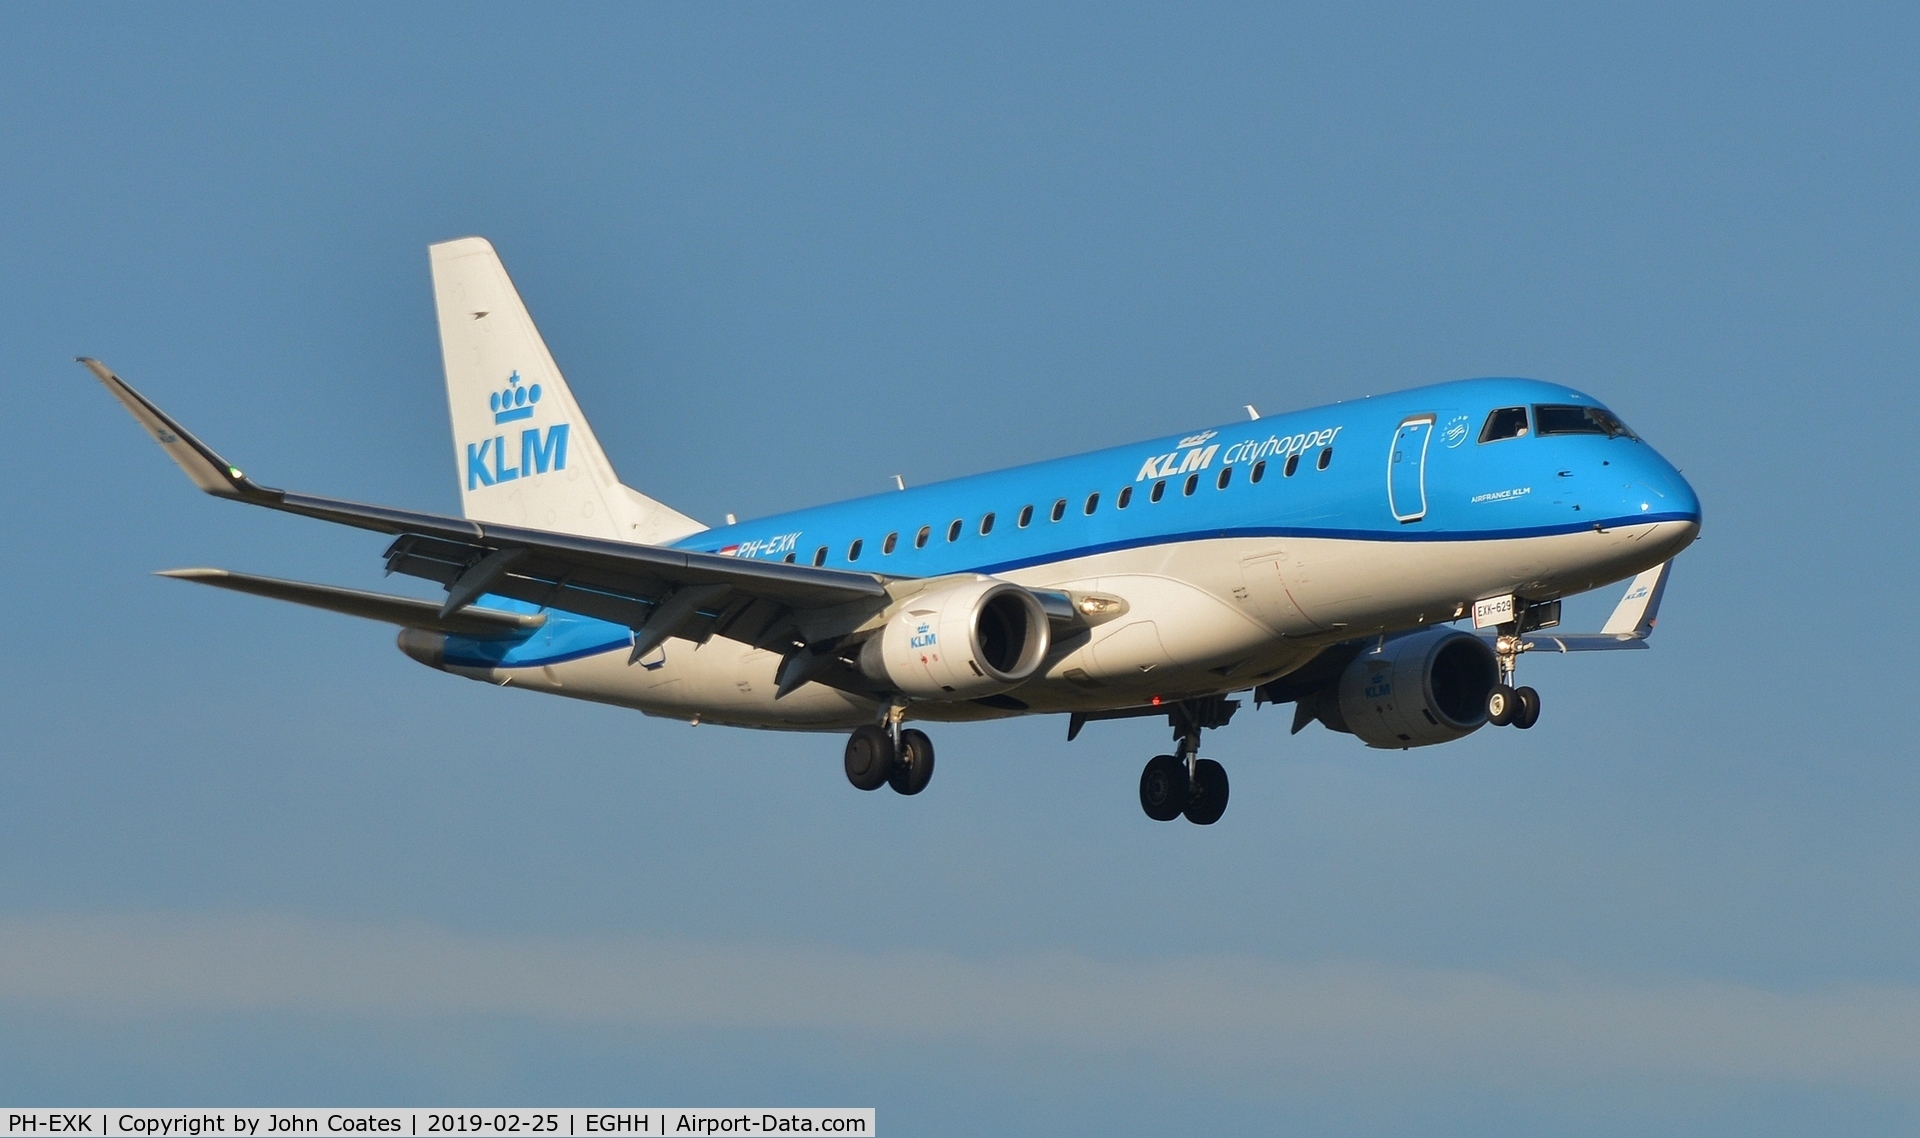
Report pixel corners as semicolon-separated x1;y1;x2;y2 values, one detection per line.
684;377;1698;576
446;377;1699;693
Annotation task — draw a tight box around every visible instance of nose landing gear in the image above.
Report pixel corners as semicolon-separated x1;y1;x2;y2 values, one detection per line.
1488;627;1542;730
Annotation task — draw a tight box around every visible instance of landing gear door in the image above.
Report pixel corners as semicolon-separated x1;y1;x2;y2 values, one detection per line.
1388;414;1436;523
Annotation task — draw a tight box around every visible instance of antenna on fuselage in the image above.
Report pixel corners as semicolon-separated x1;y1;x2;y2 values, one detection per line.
1245;405;1260;420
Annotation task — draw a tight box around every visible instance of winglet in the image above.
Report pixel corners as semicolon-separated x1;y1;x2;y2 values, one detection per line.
77;358;275;500
1515;560;1673;653
1599;560;1671;640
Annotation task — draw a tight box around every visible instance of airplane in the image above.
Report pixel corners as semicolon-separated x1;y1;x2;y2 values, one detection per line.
83;236;1701;825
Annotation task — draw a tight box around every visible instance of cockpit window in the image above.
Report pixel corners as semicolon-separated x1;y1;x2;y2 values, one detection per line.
1479;406;1529;443
1533;404;1638;439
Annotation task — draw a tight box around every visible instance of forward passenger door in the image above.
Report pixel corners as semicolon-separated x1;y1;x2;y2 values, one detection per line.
1388;414;1436;522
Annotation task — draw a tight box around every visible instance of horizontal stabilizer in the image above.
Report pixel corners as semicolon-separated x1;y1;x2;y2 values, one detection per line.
159;568;545;637
1516;561;1672;653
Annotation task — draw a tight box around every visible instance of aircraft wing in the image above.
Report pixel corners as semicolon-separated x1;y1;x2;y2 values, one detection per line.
84;359;889;653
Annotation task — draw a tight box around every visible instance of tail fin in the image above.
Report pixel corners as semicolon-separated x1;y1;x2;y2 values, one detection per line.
428;237;705;544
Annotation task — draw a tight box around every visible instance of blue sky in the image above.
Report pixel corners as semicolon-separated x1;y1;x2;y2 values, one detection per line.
2;3;1917;1133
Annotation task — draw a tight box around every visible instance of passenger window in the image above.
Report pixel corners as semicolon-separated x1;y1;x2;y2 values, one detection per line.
1183;473;1199;496
1217;466;1233;490
783;552;796;564
1117;486;1132;508
812;546;828;566
1317;447;1332;470
914;525;930;549
980;512;995;535
1018;505;1033;528
882;532;898;555
947;519;962;542
1051;499;1067;522
847;539;863;561
1150;479;1167;503
1479;406;1529;443
1251;460;1266;483
1284;454;1299;477
1084;492;1100;515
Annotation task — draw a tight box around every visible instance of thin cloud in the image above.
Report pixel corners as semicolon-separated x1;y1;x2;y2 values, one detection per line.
2;913;1915;1093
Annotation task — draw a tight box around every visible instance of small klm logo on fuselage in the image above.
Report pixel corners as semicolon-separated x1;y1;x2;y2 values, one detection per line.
467;370;571;490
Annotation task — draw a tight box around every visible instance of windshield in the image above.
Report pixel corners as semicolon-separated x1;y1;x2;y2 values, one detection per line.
1478;406;1529;442
1533;403;1637;439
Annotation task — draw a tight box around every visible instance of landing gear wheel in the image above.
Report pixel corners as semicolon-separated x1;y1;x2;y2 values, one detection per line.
1513;686;1541;730
1139;754;1189;822
889;728;936;795
1183;759;1229;826
844;725;895;791
1487;684;1518;727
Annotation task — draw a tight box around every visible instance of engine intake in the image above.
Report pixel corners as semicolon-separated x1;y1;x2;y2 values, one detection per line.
859;579;1051;700
1327;627;1497;748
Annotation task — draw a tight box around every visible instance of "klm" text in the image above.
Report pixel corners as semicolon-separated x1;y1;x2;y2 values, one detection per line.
467;424;570;489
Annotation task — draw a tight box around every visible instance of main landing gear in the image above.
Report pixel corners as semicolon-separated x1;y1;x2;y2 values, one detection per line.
1486;627;1542;730
843;710;935;797
1135;696;1235;826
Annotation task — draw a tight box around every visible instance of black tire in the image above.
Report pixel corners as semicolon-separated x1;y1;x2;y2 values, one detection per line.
1486;684;1517;727
1183;759;1230;826
889;728;936;795
844;725;895;791
1513;686;1541;730
1139;754;1189;822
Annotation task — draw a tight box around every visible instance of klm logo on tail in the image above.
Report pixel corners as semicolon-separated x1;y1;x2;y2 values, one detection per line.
491;371;542;423
468;370;569;489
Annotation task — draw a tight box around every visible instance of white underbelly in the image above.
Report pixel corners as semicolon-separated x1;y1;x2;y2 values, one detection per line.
451;524;1688;730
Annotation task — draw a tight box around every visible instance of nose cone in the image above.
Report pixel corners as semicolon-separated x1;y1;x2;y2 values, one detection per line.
1622;447;1702;561
396;627;447;670
1631;449;1702;527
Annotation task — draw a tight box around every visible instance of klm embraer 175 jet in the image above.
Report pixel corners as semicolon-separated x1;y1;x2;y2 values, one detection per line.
84;237;1700;825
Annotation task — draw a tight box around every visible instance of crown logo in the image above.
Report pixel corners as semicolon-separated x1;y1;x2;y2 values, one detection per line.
490;371;543;424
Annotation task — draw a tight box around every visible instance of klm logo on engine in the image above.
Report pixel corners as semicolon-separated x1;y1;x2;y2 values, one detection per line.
909;622;937;649
467;370;569;489
1364;665;1393;700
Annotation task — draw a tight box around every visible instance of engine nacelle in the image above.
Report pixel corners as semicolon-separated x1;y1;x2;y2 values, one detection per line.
1333;627;1497;748
859;579;1051;700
